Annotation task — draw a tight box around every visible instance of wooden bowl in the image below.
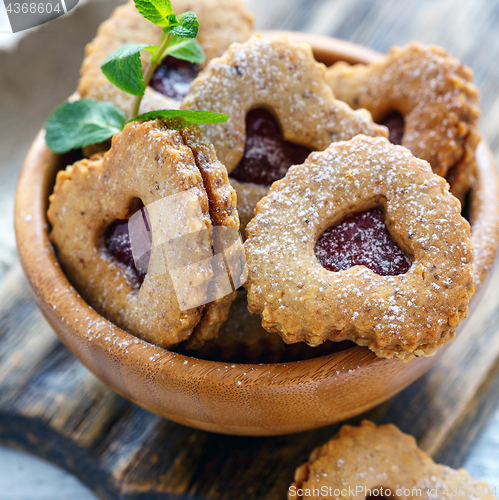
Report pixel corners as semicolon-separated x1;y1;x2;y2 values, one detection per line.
14;32;499;436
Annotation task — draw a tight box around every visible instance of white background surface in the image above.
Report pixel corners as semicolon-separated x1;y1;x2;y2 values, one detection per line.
0;0;497;498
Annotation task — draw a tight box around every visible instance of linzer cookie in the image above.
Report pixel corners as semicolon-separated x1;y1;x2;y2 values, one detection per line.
48;120;241;348
290;420;497;500
244;135;474;361
326;42;481;203
181;35;387;234
78;0;254;115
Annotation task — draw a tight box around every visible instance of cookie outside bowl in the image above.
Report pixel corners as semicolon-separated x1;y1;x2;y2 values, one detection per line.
14;32;499;436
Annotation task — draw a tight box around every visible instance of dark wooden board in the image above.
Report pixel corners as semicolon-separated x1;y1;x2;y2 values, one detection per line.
3;0;499;498
1;257;499;500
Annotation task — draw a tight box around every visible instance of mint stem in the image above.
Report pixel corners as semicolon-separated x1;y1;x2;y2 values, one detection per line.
130;33;172;119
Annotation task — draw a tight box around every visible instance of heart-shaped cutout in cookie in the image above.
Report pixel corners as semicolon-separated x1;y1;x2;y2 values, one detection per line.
315;208;411;276
230;108;312;186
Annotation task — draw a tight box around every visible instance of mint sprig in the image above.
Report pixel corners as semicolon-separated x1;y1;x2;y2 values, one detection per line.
44;100;227;153
100;0;204;118
127;1;203;117
44;0;212;154
45;100;126;154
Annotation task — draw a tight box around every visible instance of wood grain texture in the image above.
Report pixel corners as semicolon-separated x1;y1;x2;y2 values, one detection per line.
3;0;499;497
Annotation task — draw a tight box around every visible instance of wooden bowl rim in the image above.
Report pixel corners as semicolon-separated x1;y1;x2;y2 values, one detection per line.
13;32;499;434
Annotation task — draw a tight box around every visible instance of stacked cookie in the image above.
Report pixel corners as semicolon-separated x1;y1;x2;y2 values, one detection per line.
49;120;242;348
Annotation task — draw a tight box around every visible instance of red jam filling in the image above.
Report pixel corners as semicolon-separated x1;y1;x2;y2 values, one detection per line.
379;110;405;146
105;204;151;283
230;108;312;186
315;208;411;276
149;55;200;100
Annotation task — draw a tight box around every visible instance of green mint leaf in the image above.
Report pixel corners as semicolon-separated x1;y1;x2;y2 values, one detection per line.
133;0;174;27
44;99;126;153
129;109;228;125
163;11;199;38
178;11;199;36
101;44;157;96
164;36;205;64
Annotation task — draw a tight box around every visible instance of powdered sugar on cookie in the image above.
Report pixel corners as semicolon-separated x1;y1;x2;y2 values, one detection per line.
244;136;474;360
